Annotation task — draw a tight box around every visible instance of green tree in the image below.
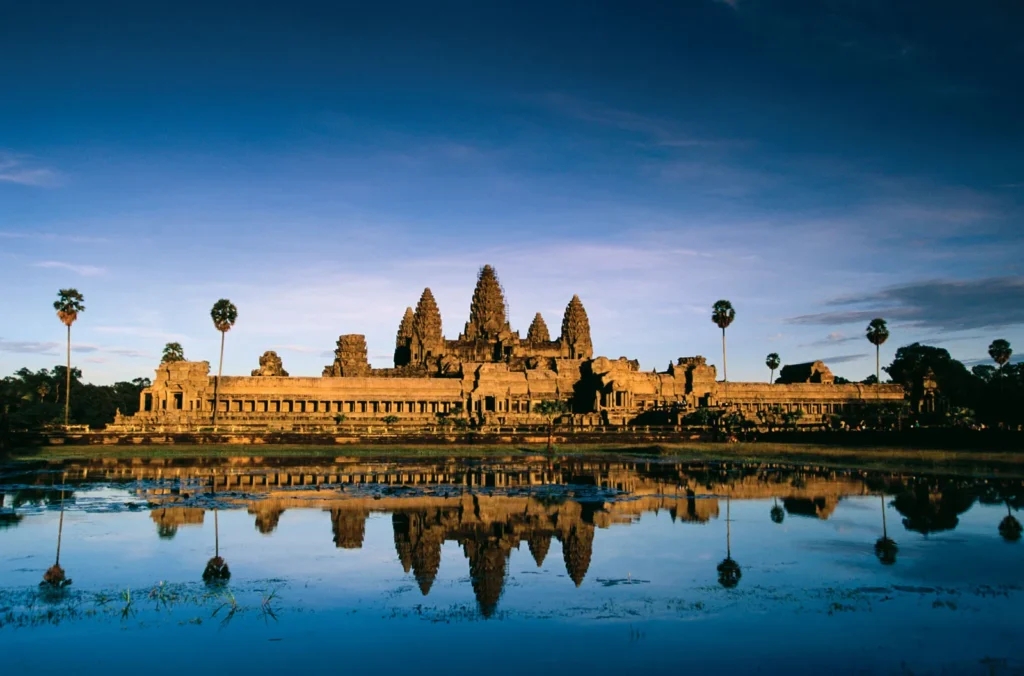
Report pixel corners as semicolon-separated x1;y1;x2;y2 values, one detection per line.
210;299;238;427
770;497;784;524
989;339;1013;401
53;289;85;427
534;399;569;452
161;342;185;364
972;364;997;383
865;318;889;385
711;300;736;382
989;339;1013;369
885;343;980;412
765;352;780;384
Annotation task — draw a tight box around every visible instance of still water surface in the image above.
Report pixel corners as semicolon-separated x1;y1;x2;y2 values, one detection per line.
1;456;1022;674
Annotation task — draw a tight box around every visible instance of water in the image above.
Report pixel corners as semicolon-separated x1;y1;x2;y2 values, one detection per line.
1;456;1022;675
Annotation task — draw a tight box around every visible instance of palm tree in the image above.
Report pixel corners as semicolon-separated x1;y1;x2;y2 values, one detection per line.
53;289;85;427
874;494;898;565
766;353;781;384
210;299;238;427
534;399;569;452
161;342;185;364
717;496;741;587
711;300;736;382
770;496;784;524
989;339;1012;370
865;318;890;385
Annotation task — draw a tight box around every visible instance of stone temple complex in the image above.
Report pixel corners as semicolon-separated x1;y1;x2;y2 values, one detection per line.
112;264;904;431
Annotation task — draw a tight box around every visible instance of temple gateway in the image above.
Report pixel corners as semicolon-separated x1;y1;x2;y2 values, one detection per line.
112;265;904;431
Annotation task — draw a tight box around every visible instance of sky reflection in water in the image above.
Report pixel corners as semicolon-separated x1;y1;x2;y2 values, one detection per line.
0;456;1022;675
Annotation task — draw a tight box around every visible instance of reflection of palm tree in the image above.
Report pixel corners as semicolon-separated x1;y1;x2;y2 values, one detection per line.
203;480;230;584
770;497;784;524
717;497;741;588
999;502;1022;543
874;494;898;565
42;482;70;587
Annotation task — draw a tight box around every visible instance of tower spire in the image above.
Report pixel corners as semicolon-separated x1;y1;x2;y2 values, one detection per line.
463;265;510;341
526;312;550;343
411;288;444;363
394;307;415;367
560;294;593;359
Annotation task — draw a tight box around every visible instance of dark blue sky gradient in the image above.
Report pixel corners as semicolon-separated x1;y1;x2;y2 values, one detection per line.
2;1;1022;382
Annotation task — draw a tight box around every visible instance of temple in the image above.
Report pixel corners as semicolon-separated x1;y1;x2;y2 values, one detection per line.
111;264;904;431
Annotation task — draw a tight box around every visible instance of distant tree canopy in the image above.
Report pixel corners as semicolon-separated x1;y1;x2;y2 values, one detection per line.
1;366;150;434
884;343;982;411
874;342;1023;427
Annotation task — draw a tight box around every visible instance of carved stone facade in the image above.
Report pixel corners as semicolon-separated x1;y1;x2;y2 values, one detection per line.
251;351;289;377
113;264;905;431
323;335;371;377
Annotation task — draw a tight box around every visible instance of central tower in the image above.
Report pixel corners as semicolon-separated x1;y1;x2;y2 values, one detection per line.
462;265;512;342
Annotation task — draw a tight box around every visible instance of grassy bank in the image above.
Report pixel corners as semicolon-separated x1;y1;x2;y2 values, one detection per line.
5;441;1024;476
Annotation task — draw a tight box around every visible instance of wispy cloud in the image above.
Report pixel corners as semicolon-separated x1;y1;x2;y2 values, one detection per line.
0;152;60;187
801;331;862;347
787;277;1024;332
33;261;107;276
0;339;150;359
0;231;110;243
0;339;62;355
819;353;869;365
537;93;732;148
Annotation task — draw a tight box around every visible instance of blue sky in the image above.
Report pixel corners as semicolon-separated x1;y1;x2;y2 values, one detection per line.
2;0;1023;384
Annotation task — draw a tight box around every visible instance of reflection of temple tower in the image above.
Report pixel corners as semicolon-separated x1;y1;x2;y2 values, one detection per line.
782;497;839;520
559;523;595;587
527;531;552;567
392;512;444;595
151;507;205;539
245;503;282;536
462;533;512;618
330;509;368;549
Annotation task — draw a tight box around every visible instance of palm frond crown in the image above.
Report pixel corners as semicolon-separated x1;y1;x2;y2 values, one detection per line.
54;289;85;326
711;300;735;330
866;318;889;346
211;299;238;333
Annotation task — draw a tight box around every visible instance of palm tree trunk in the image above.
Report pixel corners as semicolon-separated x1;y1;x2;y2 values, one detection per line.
56;489;65;565
769;368;774;384
547;421;553;452
212;331;225;427
64;324;71;427
726;497;731;558
214;509;220;558
881;493;887;539
721;328;728;382
875;344;880;386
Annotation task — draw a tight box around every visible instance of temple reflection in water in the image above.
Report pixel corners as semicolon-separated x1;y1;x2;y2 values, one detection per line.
3;457;1022;617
